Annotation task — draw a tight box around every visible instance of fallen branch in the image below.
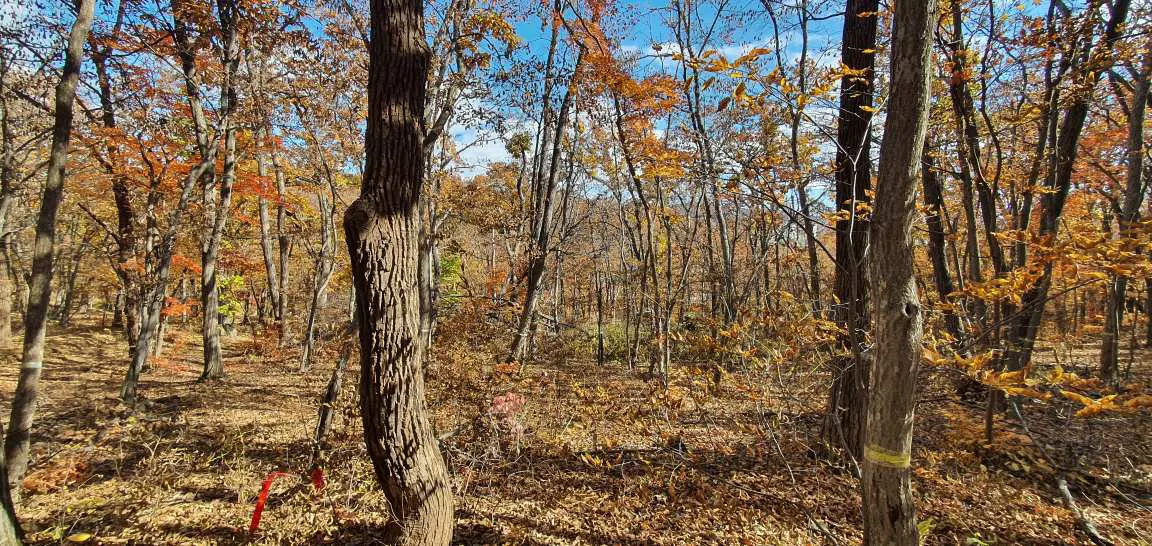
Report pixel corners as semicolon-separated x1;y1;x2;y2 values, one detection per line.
1009;401;1114;546
1057;474;1115;546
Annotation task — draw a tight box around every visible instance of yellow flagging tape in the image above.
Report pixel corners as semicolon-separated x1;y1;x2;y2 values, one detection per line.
864;444;911;469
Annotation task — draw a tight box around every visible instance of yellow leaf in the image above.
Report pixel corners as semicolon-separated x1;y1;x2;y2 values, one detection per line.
859;104;877;113
1060;390;1093;406
67;534;94;543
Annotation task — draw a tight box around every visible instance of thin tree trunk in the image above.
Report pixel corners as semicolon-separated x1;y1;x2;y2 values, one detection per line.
1004;0;1131;374
4;0;95;497
921;149;964;345
257;149;281;325
91;11;140;361
1101;46;1150;385
861;0;936;543
508;45;582;364
199;0;241;381
345;0;453;541
300;190;335;372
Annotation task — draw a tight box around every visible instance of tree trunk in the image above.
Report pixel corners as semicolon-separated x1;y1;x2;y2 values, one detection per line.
860;0;936;543
824;0;877;461
300;190;335;372
257;150;281;326
921;149;964;345
344;0;454;542
199;0;241;381
4;0;95;496
0;422;19;544
91;14;141;361
1004;0;1131;374
508;45;582;364
1101;46;1150;385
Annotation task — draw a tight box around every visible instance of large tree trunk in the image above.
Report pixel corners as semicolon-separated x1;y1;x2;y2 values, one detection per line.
860;0;936;543
344;0;453;542
4;0;95;497
823;0;877;462
1100;47;1150;384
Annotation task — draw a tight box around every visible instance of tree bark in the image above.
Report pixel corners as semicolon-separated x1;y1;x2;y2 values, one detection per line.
860;0;936;543
90;6;141;361
508;41;581;364
4;0;96;496
344;0;454;542
921;148;964;345
824;0;877;461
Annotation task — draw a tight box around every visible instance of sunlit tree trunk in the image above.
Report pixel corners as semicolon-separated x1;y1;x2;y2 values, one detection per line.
256;140;281;326
861;0;935;542
300;189;335;372
344;0;454;541
4;0;95;497
199;0;241;381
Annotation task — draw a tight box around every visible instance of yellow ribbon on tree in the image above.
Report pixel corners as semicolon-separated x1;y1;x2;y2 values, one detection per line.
864;444;911;469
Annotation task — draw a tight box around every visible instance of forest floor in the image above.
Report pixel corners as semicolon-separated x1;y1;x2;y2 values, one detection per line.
0;315;1149;545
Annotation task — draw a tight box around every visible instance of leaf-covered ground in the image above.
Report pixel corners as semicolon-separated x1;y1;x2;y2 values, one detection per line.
0;318;1149;545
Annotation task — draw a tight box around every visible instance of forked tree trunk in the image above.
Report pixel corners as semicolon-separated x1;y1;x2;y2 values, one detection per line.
1100;47;1150;384
508;46;582;365
257;148;281;325
1003;0;1131;375
300;190;335;372
344;0;453;542
824;0;877;461
4;0;95;498
861;0;935;543
199;0;241;381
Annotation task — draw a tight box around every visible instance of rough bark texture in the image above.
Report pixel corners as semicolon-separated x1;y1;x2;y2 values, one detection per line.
344;0;454;542
860;0;936;543
4;0;96;496
824;0;877;461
